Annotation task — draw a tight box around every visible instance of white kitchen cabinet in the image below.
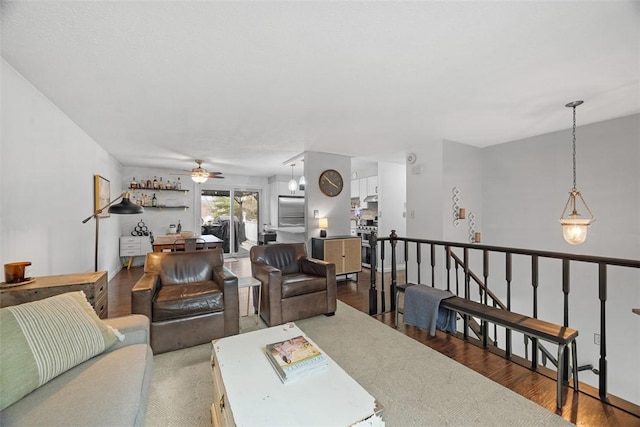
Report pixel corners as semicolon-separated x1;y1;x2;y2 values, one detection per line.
367;176;378;195
351;179;359;198
359;179;368;204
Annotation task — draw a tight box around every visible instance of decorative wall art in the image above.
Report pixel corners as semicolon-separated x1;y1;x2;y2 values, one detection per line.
94;175;111;218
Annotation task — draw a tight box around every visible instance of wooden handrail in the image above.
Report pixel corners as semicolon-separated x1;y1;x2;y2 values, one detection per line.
377;235;640;268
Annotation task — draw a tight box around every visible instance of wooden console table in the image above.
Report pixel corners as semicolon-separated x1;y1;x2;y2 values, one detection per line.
0;271;108;318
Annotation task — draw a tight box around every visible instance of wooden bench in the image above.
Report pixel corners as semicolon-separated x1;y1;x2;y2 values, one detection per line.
397;284;578;409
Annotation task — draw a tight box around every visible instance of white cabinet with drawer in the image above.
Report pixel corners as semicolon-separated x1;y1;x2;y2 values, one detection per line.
119;236;152;268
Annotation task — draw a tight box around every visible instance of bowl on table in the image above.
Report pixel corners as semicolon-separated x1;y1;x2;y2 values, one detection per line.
180;231;196;238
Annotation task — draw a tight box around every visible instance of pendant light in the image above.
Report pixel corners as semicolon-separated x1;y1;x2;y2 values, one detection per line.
298;173;306;191
559;100;595;245
288;164;298;194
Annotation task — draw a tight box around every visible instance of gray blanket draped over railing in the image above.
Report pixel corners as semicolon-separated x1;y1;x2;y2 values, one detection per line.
403;285;457;336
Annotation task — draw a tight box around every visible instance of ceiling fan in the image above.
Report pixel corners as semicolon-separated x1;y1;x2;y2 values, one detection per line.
174;160;224;183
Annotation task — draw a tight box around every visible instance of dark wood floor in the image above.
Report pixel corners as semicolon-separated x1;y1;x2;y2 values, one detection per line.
108;258;640;427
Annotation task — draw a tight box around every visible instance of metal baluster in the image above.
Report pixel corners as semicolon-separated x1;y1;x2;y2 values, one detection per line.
404;240;409;285
390;230;398;313
505;252;512;359
531;255;539;369
445;246;451;292
417;243;422;284
380;236;386;313
562;258;570;383
598;262;608;399
369;233;377;315
430;243;436;287
463;248;470;340
482;250;489;348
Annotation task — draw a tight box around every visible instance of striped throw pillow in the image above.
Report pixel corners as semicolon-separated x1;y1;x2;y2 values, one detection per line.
0;291;122;410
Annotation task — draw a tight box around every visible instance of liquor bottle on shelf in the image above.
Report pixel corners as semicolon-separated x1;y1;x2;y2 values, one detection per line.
177;177;182;190
177;220;182;233
146;178;152;189
153;176;159;189
130;177;137;189
152;194;158;207
159;177;164;190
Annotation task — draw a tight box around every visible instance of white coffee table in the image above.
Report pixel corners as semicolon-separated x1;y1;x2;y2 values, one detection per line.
211;323;383;426
237;276;261;324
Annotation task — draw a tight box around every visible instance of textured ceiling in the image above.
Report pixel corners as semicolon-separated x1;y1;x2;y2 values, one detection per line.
2;1;638;177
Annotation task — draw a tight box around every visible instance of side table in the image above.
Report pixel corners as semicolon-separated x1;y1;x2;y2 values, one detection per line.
237;276;261;324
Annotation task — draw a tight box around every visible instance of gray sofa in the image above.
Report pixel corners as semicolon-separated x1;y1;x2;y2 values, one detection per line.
0;314;154;427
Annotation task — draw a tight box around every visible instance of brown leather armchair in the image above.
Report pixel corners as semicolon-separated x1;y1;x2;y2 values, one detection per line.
131;249;239;354
250;243;337;327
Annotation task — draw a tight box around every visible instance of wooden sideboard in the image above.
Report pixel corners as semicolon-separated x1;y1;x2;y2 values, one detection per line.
0;271;108;318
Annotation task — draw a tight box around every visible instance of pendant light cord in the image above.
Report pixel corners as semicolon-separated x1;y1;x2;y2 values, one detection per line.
572;105;577;190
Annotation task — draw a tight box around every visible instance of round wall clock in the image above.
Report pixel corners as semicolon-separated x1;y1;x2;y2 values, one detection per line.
318;169;344;197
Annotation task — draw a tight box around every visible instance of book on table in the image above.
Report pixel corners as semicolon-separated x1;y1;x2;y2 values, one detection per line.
264;335;328;383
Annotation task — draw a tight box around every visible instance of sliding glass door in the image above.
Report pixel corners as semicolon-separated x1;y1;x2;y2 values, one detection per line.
201;189;260;257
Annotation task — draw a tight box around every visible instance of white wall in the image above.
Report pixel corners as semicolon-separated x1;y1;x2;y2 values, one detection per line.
480;114;640;403
406;141;445;240
442;140;483;243
405;114;640;403
377;162;406;269
121;166;269;234
1;60;123;279
304;151;351;246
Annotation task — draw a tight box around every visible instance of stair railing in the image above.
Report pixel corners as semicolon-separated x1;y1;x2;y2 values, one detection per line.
368;230;640;408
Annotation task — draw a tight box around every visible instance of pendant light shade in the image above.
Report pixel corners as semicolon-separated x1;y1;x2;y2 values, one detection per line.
560;190;592;245
108;193;144;214
288;164;298;194
298;174;306;191
559;100;594;245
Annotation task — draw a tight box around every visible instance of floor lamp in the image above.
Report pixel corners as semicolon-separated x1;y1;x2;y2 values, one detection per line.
82;192;144;272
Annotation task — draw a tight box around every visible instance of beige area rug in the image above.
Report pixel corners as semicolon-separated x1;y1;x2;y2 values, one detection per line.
145;302;573;426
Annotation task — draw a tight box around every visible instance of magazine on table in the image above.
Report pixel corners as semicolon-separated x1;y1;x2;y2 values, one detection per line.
264;335;328;383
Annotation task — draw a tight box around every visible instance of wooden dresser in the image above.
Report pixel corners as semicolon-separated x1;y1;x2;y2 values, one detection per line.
0;271;108;318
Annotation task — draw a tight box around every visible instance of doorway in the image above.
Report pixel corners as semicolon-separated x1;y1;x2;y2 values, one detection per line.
201;189;260;257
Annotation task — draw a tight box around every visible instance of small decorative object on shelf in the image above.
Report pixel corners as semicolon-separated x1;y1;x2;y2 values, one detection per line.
128;186;188;193
153;176;159;189
151;194;158;207
264;335;328;383
146;178;152;189
130;177;137;189
131;220;150;236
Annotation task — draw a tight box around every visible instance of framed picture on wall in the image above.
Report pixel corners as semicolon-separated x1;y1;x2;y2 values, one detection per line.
94;175;111;218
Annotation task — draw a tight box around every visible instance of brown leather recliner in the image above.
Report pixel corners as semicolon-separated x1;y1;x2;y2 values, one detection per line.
250;243;337;327
131;248;239;354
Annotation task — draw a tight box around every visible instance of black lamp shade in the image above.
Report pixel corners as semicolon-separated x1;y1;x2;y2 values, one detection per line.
108;197;144;215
